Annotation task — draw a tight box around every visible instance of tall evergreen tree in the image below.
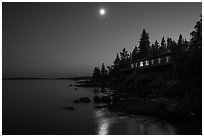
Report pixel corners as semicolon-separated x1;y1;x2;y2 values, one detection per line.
151;40;159;56
129;53;132;60
132;46;139;60
177;34;184;52
167;37;173;52
138;29;150;58
159;37;166;54
120;48;129;61
171;40;178;53
190;16;202;50
92;67;100;80
119;48;130;69
178;34;183;45
183;39;189;52
114;53;120;66
101;63;107;77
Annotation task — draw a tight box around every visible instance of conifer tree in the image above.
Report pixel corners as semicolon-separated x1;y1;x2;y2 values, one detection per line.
190;16;202;50
171;40;178;53
183;39;189;52
177;34;184;52
101;63;107;77
92;67;100;80
120;48;129;61
167;37;173;52
114;53;120;66
151;40;159;56
119;48;130;69
138;29;150;58
132;46;139;60
159;37;166;54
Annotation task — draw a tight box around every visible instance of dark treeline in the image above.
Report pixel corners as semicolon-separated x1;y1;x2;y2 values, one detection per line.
87;16;202;123
92;16;201;89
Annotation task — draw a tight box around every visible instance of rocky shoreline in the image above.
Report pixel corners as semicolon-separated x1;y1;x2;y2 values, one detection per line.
72;81;201;124
69;75;201;125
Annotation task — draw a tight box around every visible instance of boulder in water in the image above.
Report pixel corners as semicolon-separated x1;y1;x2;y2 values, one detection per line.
79;97;91;103
93;96;112;103
73;97;91;103
94;96;101;103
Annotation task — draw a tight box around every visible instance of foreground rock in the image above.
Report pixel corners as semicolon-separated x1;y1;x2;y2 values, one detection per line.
94;96;112;103
94;105;109;109
108;97;201;122
73;97;91;103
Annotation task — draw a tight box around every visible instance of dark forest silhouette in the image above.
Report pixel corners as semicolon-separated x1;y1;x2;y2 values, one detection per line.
92;16;201;91
84;16;202;124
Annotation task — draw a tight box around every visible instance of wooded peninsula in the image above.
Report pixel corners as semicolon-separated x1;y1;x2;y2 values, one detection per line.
77;16;202;125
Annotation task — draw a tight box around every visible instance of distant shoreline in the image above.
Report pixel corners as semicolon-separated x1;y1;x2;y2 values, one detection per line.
2;76;91;81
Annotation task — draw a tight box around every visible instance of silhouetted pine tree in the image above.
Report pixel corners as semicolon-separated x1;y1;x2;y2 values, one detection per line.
92;67;100;80
190;16;202;50
114;53;120;66
159;37;166;54
107;66;112;75
132;46;139;60
101;63;107;78
151;40;159;56
183;39;189;52
120;48;129;60
120;48;130;69
138;29;150;58
167;37;173;52
129;53;132;60
171;40;178;53
177;34;184;52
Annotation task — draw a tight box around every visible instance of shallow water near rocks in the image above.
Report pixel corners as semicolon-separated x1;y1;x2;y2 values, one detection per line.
2;80;200;135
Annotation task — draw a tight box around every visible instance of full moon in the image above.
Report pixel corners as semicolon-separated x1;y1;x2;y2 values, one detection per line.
99;8;106;16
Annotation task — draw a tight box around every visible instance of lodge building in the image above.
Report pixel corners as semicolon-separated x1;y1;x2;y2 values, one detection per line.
130;53;172;68
122;52;181;79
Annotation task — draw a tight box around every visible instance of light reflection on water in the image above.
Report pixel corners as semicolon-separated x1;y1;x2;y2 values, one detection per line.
94;109;112;135
98;119;110;135
94;108;178;135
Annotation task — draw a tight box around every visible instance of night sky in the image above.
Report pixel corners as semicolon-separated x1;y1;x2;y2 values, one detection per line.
2;2;201;78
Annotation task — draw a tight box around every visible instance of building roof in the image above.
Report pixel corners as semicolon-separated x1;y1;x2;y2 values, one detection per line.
130;52;181;63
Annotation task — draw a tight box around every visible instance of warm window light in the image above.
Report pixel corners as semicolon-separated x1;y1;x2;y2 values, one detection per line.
158;58;161;64
140;62;143;67
151;59;154;65
166;56;170;62
145;60;149;66
131;64;134;68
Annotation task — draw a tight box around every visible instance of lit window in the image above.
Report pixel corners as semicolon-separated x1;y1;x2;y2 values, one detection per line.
166;56;170;62
131;64;134;68
140;61;143;67
145;60;149;66
151;59;154;65
158;58;161;64
135;63;137;67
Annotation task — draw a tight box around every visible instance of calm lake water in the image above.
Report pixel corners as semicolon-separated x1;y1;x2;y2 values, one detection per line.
2;80;196;135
